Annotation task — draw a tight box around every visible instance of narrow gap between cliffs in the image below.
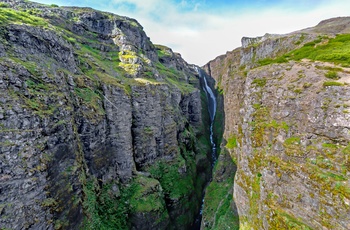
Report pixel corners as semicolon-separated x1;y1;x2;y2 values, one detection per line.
192;67;218;229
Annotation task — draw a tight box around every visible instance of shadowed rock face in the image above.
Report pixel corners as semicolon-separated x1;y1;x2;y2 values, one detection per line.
0;1;211;229
203;16;350;230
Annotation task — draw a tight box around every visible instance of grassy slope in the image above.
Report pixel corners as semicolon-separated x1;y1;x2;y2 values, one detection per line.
258;34;350;67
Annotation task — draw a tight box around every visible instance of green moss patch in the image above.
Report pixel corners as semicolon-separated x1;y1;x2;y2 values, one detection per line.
289;34;350;65
268;209;313;230
323;81;344;87
325;70;340;80
130;176;166;213
258;34;350;67
284;136;301;145
149;155;194;200
252;78;267;87
155;44;172;59
156;62;196;94
74;87;105;116
226;135;237;149
0;8;48;26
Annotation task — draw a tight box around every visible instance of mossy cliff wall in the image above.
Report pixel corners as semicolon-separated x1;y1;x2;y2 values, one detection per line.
204;18;350;229
0;1;212;229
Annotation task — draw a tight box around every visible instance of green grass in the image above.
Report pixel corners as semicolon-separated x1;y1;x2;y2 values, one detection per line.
319;172;346;181
78;44;196;95
0;2;9;7
296;34;350;66
323;81;344;87
8;74;60;118
0;8;47;26
284;136;301;145
226;135;237;149
166;76;196;94
83;180;138;230
155;44;172;59
11;58;42;77
252;78;267;87
26;79;49;91
322;143;339;149
325;71;340;80
214;195;240;230
129;176;166;213
269;210;313;230
156;62;196;94
73;41;134;95
343;144;350;154
78;44;121;76
149;155;195;199
257;56;288;66
82;176;168;229
316;65;343;72
258;34;350;67
74;87;105;115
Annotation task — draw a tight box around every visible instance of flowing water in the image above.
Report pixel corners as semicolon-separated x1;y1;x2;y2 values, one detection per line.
192;68;217;229
202;71;217;164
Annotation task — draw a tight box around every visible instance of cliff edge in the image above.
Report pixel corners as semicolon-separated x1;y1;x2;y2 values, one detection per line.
0;1;212;229
204;17;350;229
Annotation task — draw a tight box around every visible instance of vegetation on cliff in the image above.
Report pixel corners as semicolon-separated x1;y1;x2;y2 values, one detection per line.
258;33;350;68
2;1;350;229
0;1;212;229
205;17;350;229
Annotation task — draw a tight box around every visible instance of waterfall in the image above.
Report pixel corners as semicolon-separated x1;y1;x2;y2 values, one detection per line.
198;67;217;164
192;67;217;229
202;73;217;122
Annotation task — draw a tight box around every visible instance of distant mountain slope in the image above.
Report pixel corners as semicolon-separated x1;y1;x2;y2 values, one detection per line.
297;17;350;34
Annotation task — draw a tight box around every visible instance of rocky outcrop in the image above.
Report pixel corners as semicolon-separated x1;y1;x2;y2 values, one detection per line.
0;1;212;229
204;17;350;229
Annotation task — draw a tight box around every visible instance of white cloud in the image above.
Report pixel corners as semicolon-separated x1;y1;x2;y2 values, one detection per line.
36;0;350;65
103;0;350;65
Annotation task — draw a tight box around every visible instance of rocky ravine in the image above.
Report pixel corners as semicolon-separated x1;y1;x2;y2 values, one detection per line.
0;1;213;229
203;17;350;229
2;1;350;229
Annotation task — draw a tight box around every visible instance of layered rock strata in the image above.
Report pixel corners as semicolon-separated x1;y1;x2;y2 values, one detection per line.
204;17;350;229
0;1;212;229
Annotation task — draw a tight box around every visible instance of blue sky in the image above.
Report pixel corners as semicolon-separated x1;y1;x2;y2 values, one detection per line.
34;0;350;65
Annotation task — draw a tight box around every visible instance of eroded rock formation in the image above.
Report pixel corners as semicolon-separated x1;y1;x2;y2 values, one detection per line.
0;1;212;229
203;17;350;229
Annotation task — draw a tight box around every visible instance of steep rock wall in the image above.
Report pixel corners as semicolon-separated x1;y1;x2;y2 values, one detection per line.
204;19;350;229
0;1;211;229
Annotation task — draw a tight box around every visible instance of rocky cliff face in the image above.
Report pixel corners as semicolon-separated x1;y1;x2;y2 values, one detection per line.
204;17;350;229
0;1;212;229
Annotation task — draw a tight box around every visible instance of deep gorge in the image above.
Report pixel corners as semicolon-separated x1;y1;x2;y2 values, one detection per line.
1;1;350;230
